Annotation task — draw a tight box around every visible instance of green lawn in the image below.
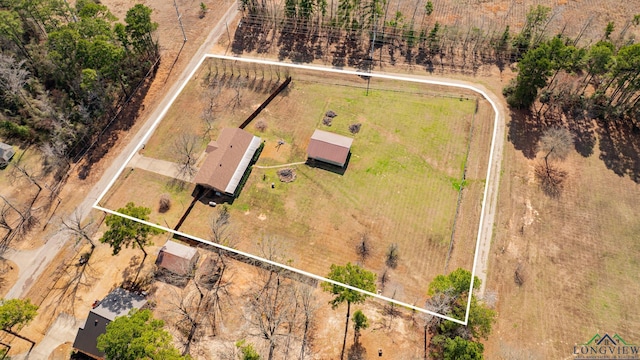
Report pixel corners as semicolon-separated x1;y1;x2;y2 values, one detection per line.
117;60;485;304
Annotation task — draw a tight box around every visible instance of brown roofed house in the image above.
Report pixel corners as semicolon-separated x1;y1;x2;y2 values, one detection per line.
307;129;353;167
194;128;261;197
156;240;199;276
72;288;147;359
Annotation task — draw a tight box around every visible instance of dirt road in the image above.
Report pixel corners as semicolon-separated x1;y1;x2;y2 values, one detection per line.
3;4;240;300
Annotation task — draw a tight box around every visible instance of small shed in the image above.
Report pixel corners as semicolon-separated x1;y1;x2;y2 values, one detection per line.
0;142;15;167
156;240;200;276
72;288;147;359
307;129;353;167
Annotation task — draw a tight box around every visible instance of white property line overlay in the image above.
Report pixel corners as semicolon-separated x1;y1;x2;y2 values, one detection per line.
93;54;501;326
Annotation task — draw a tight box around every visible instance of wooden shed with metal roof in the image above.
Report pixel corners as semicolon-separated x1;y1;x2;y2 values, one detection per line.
306;129;353;168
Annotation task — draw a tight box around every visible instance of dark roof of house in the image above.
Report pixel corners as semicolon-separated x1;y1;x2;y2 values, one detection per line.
307;130;353;166
91;287;147;321
0;143;15;162
73;288;147;359
156;240;199;276
193;128;261;195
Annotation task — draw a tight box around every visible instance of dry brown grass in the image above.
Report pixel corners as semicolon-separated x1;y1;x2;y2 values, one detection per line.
485;142;640;359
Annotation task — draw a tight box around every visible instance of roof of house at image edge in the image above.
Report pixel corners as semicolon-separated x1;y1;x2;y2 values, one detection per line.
91;287;147;321
194;128;261;195
307;129;353;166
73;288;147;358
0;142;15;161
156;240;199;275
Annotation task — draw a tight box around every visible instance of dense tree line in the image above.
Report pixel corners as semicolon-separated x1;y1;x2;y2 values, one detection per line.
0;0;158;168
234;1;567;73
505;28;640;123
502;9;640;126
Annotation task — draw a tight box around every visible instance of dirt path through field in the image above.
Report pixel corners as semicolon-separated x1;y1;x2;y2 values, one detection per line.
253;161;306;169
129;153;194;181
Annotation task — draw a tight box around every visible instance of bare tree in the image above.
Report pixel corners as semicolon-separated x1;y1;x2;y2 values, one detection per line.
201;108;216;140
379;267;389;292
537;127;574;170
535;127;573;197
0;193;37;243
382;290;401;330
229;77;247;111
298;285;318;360
41;141;70;180
385;243;399;269
210;206;235;248
0;201;17;251
201;83;221;139
0;54;30;107
423;290;454;359
61;210;97;250
254;119;268;132
174;133;200;180
166;254;233;356
247;269;298;360
355;232;371;264
9;160;43;194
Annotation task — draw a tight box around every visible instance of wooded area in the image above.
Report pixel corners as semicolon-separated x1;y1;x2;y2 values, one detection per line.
0;0;159;177
233;1;640;126
505;12;640;122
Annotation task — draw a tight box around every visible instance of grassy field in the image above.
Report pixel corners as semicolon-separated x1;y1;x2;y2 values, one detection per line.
102;59;492;309
101;168;194;228
485;141;640;358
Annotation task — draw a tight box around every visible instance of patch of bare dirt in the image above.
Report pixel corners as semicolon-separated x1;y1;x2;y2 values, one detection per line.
0;259;18;298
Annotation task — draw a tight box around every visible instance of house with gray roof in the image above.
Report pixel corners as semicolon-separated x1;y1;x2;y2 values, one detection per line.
0;142;15;168
72;288;147;359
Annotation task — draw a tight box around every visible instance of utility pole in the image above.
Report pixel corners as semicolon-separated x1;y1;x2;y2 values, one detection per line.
366;11;377;96
165;0;188;83
174;0;187;43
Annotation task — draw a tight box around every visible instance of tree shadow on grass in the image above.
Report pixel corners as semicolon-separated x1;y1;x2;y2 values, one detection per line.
507;103;640;183
596;119;640;183
507;109;547;159
507;106;597;160
49;250;98;317
121;254;152;291
347;341;367;360
232;16;265;55
565;108;596;157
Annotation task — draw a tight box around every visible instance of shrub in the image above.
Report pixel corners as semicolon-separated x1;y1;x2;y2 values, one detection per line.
349;123;362;134
255;119;267;132
159;194;171;213
385;243;399;269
